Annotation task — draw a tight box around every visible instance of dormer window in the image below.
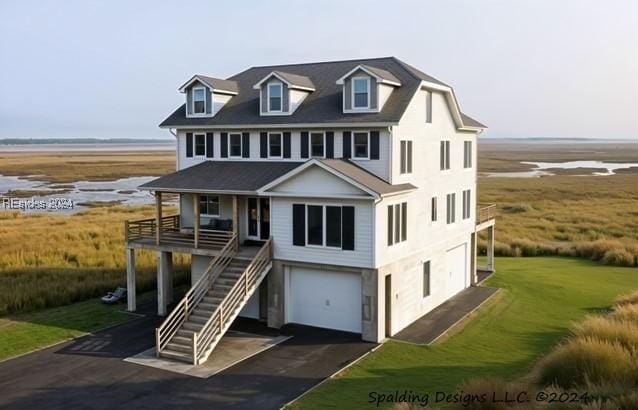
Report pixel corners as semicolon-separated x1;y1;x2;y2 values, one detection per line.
352;77;370;109
193;87;206;114
268;83;283;112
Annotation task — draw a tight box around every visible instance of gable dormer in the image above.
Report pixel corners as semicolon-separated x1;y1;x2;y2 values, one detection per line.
336;65;401;114
253;71;315;116
179;75;238;118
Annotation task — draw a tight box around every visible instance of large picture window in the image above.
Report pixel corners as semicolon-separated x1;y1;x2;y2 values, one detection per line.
293;204;355;250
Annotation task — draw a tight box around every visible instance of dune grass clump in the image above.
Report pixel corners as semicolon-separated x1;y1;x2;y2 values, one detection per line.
572;316;638;351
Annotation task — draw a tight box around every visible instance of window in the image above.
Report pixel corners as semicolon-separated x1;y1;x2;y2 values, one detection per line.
425;91;432;123
268;133;282;158
440;140;451;170
464;141;472;168
268;83;282;112
400;140;413;174
463;189;471;219
310;132;325;157
307;205;323;246
353;132;369;159
199;195;220;216
423;261;431;297
194;134;206;156
446;193;456;224
193;87;206;114
431;196;438;222
300;204;354;249
352;77;369;108
387;202;407;245
229;133;242;157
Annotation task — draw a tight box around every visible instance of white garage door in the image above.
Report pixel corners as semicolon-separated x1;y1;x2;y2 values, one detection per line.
287;267;362;333
446;243;468;297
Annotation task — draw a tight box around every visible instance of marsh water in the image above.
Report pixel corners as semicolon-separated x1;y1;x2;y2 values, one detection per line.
487;160;638;177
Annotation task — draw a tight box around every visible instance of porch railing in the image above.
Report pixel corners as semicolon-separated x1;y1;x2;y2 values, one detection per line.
192;238;273;364
155;234;237;355
477;204;496;225
125;215;235;250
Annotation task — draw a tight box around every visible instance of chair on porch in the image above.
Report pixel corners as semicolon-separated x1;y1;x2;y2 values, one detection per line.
205;217;233;231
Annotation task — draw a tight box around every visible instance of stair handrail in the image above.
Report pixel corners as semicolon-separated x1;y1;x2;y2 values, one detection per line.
155;233;237;355
192;238;272;364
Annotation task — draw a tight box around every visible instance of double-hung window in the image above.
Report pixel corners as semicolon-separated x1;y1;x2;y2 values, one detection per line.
462;189;471;219
268;83;282;112
194;133;206;156
199;195;220;216
431;196;438;222
352;77;370;108
464;141;472;168
400;140;413;174
310;132;325;157
440;140;451;170
193;87;206;114
387;202;407;246
353;131;369;159
269;133;282;158
229;133;242;157
446;193;456;224
423;261;431;297
425;91;432;123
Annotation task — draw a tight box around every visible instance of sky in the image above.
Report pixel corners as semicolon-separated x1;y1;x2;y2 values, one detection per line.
1;0;637;140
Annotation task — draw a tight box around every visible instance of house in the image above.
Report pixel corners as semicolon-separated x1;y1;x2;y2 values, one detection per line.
124;57;496;365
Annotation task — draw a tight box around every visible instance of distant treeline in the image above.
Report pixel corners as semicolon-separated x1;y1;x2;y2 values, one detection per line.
0;138;174;145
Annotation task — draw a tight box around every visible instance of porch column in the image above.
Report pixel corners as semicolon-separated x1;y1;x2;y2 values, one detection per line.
166;252;174;303
193;193;200;248
486;225;495;272
470;232;478;285
155;192;162;245
232;195;239;250
126;248;136;312
157;251;172;316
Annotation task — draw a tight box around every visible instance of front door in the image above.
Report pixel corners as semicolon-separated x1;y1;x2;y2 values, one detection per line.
247;197;270;240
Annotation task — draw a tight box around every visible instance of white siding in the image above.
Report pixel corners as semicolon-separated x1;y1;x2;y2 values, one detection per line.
212;93;233;116
267;165;369;197
378;84;394;110
289;89;309;113
271;197;374;268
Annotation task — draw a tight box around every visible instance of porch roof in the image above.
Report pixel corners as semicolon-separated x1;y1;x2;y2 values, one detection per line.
138;161;303;194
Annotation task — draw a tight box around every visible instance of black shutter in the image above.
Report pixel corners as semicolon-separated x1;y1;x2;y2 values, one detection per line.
326;131;334;158
206;132;214;158
370;131;380;159
260;132;268;158
342;206;355;251
220;132;228;158
292;204;305;246
242;132;250;158
300;131;309;159
343;131;351;159
283;132;291;158
186;132;193;158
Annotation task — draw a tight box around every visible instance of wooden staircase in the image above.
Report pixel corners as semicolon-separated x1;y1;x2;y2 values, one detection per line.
155;238;273;365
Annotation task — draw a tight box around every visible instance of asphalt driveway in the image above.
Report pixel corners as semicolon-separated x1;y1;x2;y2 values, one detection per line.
0;302;374;410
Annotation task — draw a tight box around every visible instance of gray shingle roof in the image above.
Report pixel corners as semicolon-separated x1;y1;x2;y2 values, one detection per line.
319;159;416;196
460;113;487;128
195;75;239;94
359;64;401;85
271;71;315;90
139;161;303;193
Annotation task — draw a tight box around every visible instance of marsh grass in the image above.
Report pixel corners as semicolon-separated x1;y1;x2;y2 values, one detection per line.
0;205;190;314
478;175;638;266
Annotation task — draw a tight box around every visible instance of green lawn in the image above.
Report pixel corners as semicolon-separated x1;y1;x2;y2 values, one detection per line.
292;257;638;409
0;292;154;361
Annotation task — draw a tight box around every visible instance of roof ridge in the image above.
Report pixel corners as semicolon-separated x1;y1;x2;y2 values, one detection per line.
248;56;396;70
390;57;449;87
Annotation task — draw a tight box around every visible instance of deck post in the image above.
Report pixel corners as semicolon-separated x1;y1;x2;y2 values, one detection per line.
232;195;239;250
470;232;478;285
155;192;162;246
194;193;200;248
157;251;171;316
486;225;495;272
126;248;136;312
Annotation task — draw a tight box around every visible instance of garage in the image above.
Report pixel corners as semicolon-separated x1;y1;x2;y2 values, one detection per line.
446;243;468;297
286;267;362;333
